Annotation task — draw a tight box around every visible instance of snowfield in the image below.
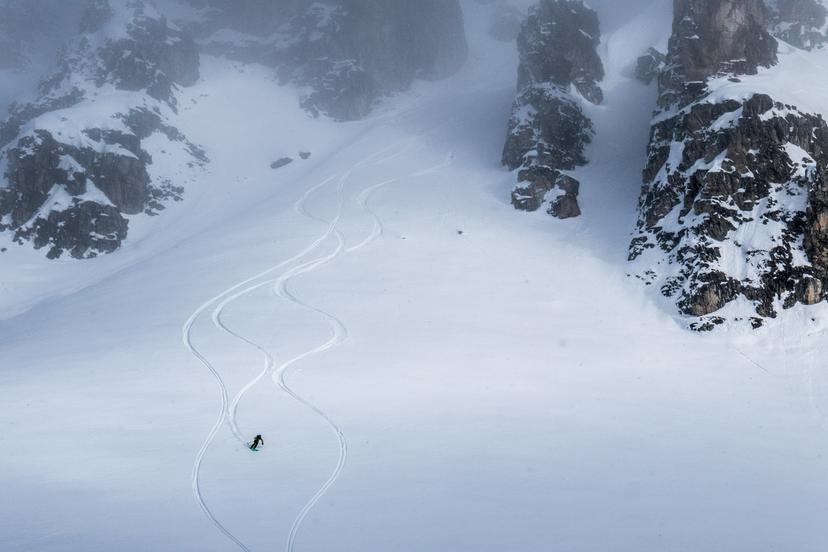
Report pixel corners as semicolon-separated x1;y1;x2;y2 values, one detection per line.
3;2;828;551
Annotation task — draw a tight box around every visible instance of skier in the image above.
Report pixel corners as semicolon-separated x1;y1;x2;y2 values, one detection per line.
250;434;264;451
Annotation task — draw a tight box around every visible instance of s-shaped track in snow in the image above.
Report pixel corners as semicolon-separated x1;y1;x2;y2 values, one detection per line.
183;142;411;552
273;154;454;552
214;144;415;444
184;138;452;551
218;154;453;552
182;173;340;552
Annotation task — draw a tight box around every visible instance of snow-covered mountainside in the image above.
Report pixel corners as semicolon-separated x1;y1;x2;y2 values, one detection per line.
7;1;828;551
0;0;205;259
0;0;469;260
502;0;604;218
629;0;828;330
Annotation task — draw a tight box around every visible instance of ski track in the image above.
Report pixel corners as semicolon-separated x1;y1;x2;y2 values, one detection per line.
275;155;454;552
183;115;454;550
183;139;417;551
217;143;415;442
220;154;454;552
182;174;340;552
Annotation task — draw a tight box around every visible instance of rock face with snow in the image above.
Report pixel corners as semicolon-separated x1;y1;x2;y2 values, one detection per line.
80;0;199;105
0;0;204;259
666;0;777;84
193;0;469;120
502;0;603;219
635;48;666;85
768;0;828;50
630;0;828;329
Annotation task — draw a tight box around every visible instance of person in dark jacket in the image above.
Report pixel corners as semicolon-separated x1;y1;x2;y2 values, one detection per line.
250;434;264;451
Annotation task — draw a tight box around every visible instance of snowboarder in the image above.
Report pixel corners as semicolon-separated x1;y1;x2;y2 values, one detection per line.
250;434;264;451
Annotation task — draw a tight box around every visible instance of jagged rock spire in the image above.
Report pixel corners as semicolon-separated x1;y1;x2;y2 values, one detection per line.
502;0;604;219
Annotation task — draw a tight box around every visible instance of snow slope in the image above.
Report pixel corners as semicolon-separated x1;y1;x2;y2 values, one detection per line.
3;2;828;551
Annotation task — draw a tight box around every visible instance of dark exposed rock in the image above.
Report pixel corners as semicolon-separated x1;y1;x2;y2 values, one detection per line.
0;129;143;259
512;167;582;218
0;1;204;260
516;0;604;104
295;0;467;120
299;151;311;160
29;202;128;260
0;90;86;148
81;1;200;107
632;92;828;320
4;129;150;218
635;47;666;85
659;0;778;110
194;0;468;121
768;0;828;50
119;107;207;162
631;0;828;327
503;88;593;173
502;0;603;219
670;0;777;82
271;157;293;169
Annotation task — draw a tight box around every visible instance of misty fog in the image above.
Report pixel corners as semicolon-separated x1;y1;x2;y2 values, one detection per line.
0;0;671;115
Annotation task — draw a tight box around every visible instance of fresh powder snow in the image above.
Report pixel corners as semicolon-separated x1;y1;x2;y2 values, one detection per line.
2;2;828;552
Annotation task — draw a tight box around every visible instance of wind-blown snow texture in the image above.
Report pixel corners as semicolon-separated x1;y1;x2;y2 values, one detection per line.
4;1;828;551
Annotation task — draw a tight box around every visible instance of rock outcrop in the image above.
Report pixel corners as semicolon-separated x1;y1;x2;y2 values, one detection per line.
635;48;666;85
666;0;777;84
72;0;200;107
502;0;604;219
768;0;828;50
1;0;468;259
191;0;469;120
630;0;828;329
0;0;204;259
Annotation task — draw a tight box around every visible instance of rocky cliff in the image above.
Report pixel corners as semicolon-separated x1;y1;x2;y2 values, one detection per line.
768;0;828;50
0;0;204;259
635;48;666;85
191;0;469;120
0;0;469;259
630;0;828;329
502;0;604;219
